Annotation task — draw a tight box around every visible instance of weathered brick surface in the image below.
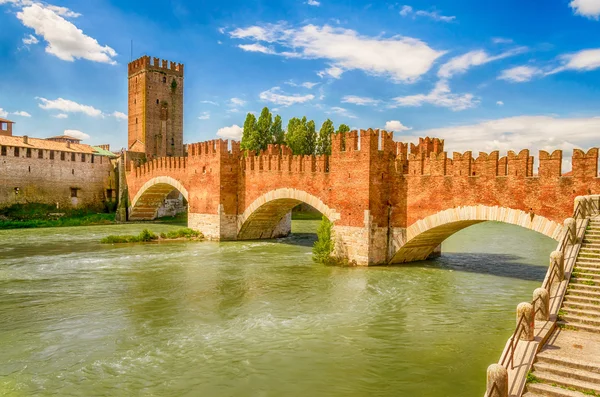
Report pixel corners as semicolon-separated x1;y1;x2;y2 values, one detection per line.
126;132;600;265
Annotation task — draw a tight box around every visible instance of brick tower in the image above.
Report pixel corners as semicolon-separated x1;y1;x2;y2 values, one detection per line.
127;55;184;159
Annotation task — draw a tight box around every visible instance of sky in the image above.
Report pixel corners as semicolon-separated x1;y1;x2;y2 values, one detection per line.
1;0;600;169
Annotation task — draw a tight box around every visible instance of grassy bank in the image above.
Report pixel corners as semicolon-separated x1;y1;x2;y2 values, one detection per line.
101;228;203;244
291;211;322;220
0;203;116;230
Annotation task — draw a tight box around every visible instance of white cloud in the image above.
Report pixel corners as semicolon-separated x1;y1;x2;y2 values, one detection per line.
0;108;8;118
22;34;38;45
400;5;413;16
16;3;117;64
229;23;445;83
200;100;219;105
259;87;315;106
307;0;320;6
64;129;89;140
438;48;526;79
37;97;102;117
570;0;600;19
13;111;31;117
286;81;319;89
238;43;275;54
112;111;127;120
384;120;411;131
496;101;504;106
400;5;455;22
53;113;68;119
552;48;600;73
198;111;210;120
498;65;543;82
230;97;246;106
341;95;381;106
492;37;513;44
398;115;600;167
326;106;357;119
392;80;478;111
216;124;243;140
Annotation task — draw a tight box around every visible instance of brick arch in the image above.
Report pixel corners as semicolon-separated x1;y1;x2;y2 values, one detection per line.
390;205;564;264
129;176;189;221
237;188;340;240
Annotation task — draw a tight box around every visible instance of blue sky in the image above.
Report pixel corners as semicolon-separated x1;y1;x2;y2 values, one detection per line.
1;0;600;164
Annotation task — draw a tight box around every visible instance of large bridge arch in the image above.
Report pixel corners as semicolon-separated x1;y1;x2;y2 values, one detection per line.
238;188;340;240
390;205;564;264
129;176;189;221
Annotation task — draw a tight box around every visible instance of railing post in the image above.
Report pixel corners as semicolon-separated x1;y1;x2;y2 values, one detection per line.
574;196;587;219
533;288;550;321
564;218;577;245
550;251;565;282
486;364;508;397
517;302;535;341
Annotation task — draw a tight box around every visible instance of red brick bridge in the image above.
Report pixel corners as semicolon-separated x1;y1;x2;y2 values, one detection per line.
125;131;600;265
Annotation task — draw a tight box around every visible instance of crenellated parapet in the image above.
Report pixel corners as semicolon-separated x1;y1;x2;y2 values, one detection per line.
241;144;329;174
128;55;184;77
130;156;187;177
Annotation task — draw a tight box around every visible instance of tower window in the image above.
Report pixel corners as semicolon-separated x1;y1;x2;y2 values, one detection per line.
1;146;6;156
71;153;75;161
156;99;159;104
50;150;54;160
70;188;78;198
136;118;138;124
163;76;166;83
171;138;174;145
26;148;31;158
38;149;43;159
14;147;19;157
81;154;86;162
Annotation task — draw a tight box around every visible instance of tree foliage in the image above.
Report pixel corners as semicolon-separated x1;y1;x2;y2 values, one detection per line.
337;124;350;134
312;216;333;263
271;115;284;145
256;107;273;151
317;119;334;155
241;113;257;152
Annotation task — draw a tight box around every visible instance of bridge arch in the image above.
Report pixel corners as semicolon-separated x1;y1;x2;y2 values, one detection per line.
238;188;340;240
129;176;189;221
390;205;564;264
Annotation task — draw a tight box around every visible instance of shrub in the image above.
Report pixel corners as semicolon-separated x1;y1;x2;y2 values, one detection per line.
312;216;333;263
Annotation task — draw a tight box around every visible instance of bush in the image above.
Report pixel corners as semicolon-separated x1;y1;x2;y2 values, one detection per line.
312;216;333;263
101;228;202;244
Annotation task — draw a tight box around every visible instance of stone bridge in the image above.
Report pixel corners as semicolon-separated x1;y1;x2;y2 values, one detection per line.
124;131;600;265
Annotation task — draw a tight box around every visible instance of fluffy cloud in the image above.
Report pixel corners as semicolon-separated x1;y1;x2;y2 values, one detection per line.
230;97;246;106
64;129;90;140
198;111;210;120
230;23;445;83
0;108;8;118
238;43;275;54
200;100;219;105
53;113;68;119
13;111;31;117
400;5;456;22
16;3;117;64
341;95;381;106
570;0;600;19
397;115;600;168
326;106;356;119
384;120;411;131
392;80;478;111
22;34;38;45
307;0;320;6
553;48;600;73
438;48;526;79
498;65;543;82
496;101;504;106
259;87;315;106
286;81;319;89
112;111;127;120
37;97;102;117
216;124;243;140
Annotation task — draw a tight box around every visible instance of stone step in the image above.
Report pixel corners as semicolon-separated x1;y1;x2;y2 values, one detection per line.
563;295;600;306
569;282;600;292
537;351;600;374
533;361;600;385
567;288;600;299
571;274;600;283
578;253;600;260
525;382;589;396
575;265;600;274
561;307;600;319
562;314;600;327
562;300;600;312
579;247;600;253
558;320;600;333
533;369;600;394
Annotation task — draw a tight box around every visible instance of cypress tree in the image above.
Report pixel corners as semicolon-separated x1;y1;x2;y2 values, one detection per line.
241;113;257;152
256;107;273;152
317;119;334;155
271;114;284;145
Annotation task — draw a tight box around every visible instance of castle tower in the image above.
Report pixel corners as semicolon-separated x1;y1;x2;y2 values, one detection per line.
127;55;184;159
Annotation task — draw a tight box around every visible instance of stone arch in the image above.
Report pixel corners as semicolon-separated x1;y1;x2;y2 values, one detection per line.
129;176;189;221
390;205;563;264
237;188;340;240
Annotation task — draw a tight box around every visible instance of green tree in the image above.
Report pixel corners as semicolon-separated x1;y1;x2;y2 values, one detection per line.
337;124;350;134
312;216;333;263
285;117;305;155
256;107;273;151
271;114;284;145
317;119;334;155
241;113;258;152
306;120;316;155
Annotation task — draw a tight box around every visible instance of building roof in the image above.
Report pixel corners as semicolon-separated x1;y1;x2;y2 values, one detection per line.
46;135;82;142
0;118;15;124
0;135;105;155
91;146;118;157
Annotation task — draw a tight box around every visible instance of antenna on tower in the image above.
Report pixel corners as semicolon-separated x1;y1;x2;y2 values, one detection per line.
130;40;133;62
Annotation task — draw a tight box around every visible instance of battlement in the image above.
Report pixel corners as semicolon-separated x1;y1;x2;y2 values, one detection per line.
242;145;329;173
131;156;187;177
128;55;184;77
331;129;395;155
187;139;240;158
410;137;445;157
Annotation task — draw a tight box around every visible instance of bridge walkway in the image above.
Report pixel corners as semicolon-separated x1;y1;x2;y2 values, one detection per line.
525;217;600;396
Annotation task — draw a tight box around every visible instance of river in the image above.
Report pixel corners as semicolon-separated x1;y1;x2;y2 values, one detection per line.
0;220;556;396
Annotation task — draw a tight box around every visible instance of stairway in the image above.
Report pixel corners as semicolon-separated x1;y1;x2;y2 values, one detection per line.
524;219;600;396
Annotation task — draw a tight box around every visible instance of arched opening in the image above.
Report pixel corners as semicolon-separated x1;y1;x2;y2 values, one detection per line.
390;206;563;264
237;189;339;241
129;177;189;222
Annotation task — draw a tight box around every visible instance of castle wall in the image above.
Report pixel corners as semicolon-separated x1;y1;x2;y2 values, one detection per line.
0;145;116;210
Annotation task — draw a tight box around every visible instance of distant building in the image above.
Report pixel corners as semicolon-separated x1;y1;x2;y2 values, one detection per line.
0;118;15;137
46;135;83;144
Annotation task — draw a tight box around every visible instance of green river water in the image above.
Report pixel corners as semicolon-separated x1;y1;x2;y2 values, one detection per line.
0;220;557;397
